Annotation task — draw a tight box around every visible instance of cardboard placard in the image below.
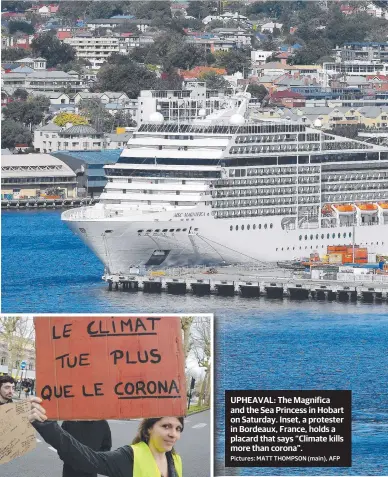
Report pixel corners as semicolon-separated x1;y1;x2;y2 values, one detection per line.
0;401;36;464
34;316;186;420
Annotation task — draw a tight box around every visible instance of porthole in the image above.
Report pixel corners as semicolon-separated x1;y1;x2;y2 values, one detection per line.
259;224;262;229
327;233;330;239
236;225;239;231
194;228;199;231
299;235;302;241
276;248;278;251
247;224;250;230
146;229;152;233
253;224;256;230
281;248;284;251
321;234;324;239
287;247;289;251
310;234;313;240
169;229;174;232
241;225;245;230
176;228;181;232
305;235;308;240
315;234;319;240
349;232;352;238
343;233;346;238
293;247;295;251
332;233;335;239
230;225;233;231
338;233;341;239
264;224;267;229
182;228;187;232
270;223;273;229
137;230;144;233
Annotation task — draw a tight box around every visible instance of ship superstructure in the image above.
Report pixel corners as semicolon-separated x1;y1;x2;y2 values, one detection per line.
62;100;388;274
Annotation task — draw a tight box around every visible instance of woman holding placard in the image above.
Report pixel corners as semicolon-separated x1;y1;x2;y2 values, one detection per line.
28;396;184;477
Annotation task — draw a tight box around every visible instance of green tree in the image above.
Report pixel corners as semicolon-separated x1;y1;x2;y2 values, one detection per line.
86;1;123;19
8;20;34;34
3;101;44;127
215;48;251;75
247;83;268;101
31;31;76;67
133;1;172;21
12;88;29;101
60;58;92;73
1;47;29;61
54;112;88;127
78;99;115;132
2;2;33;12
95;57;159;98
57;1;90;23
199;71;230;90
1;119;32;148
29;95;51;111
186;1;217;20
288;38;332;65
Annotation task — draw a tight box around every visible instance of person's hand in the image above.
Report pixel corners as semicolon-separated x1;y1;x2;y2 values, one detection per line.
28;396;47;423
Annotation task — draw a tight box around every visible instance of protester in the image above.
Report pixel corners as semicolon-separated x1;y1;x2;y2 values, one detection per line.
0;375;15;405
28;397;184;477
61;420;112;477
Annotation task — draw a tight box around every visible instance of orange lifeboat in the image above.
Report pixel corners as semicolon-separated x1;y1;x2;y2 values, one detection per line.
378;202;388;209
333;204;355;215
357;203;378;214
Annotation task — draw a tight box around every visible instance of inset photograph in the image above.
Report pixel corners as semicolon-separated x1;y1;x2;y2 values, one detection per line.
0;314;212;477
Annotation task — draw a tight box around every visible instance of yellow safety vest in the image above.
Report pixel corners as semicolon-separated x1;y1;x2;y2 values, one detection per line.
131;441;183;477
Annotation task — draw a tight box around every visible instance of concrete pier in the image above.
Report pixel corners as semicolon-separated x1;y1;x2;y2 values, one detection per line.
102;265;388;303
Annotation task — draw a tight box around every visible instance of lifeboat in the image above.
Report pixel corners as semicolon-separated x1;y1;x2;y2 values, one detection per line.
332;204;355;215
356;203;378;214
378;202;388;210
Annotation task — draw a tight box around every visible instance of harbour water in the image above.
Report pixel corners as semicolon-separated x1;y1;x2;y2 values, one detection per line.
2;210;388;475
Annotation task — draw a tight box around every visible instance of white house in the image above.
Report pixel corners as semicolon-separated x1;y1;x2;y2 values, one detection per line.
261;22;283;33
251;50;275;66
34;124;106;153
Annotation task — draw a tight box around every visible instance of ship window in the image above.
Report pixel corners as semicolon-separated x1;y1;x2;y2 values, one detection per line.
146;229;152;232
281;248;284;251
182;228;187;231
137;229;143;233
176;228;181;232
349;232;352;237
343;233;346;238
259;224;261;229
162;229;168;232
316;234;319;239
327;234;330;239
123;189;126;193
321;234;324;239
241;225;245;230
230;225;233;231
155;229;160;232
247;224;250;230
253;224;256;230
194;228;199;231
299;235;302;241
310;234;313;240
236;225;239;231
332;233;335;238
338;233;341;238
270;223;273;229
264;224;267;229
293;247;295;250
169;229;174;232
276;248;278;251
305;235;308;240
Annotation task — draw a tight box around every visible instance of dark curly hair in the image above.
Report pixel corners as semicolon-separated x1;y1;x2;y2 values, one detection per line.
0;375;16;388
132;417;185;454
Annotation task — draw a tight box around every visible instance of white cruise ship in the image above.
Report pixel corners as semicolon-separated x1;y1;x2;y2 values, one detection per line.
62;95;388;275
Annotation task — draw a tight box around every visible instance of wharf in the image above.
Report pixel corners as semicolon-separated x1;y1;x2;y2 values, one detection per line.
1;198;97;209
103;265;388;302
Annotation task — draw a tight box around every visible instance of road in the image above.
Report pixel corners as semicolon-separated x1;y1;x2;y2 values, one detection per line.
2;411;211;477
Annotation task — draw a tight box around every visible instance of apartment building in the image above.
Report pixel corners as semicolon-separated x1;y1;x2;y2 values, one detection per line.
321;61;388;86
335;42;388;63
64;36;120;69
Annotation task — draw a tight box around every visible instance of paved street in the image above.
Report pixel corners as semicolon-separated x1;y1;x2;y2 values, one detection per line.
2;410;211;477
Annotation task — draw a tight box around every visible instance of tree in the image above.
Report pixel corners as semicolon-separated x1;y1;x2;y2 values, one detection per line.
186;1;217;20
60;58;92;74
57;1;90;23
78;99;116;132
2;1;33;12
215;48;251;75
12;88;29;101
3;101;44;127
86;1;123;20
0;317;35;380
8;20;34;34
95;57;160;98
247;83;268;101
133;1;172;21
31;31;76;68
190;317;211;407
1;47;29;61
53;112;89;127
1;119;32;149
199;71;230;90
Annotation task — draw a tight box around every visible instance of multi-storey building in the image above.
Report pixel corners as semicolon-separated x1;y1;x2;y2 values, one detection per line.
322;61;388;87
64;36;120;69
335;42;388;63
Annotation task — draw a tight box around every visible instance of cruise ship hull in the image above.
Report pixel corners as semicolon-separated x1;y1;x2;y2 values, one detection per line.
63;208;387;274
